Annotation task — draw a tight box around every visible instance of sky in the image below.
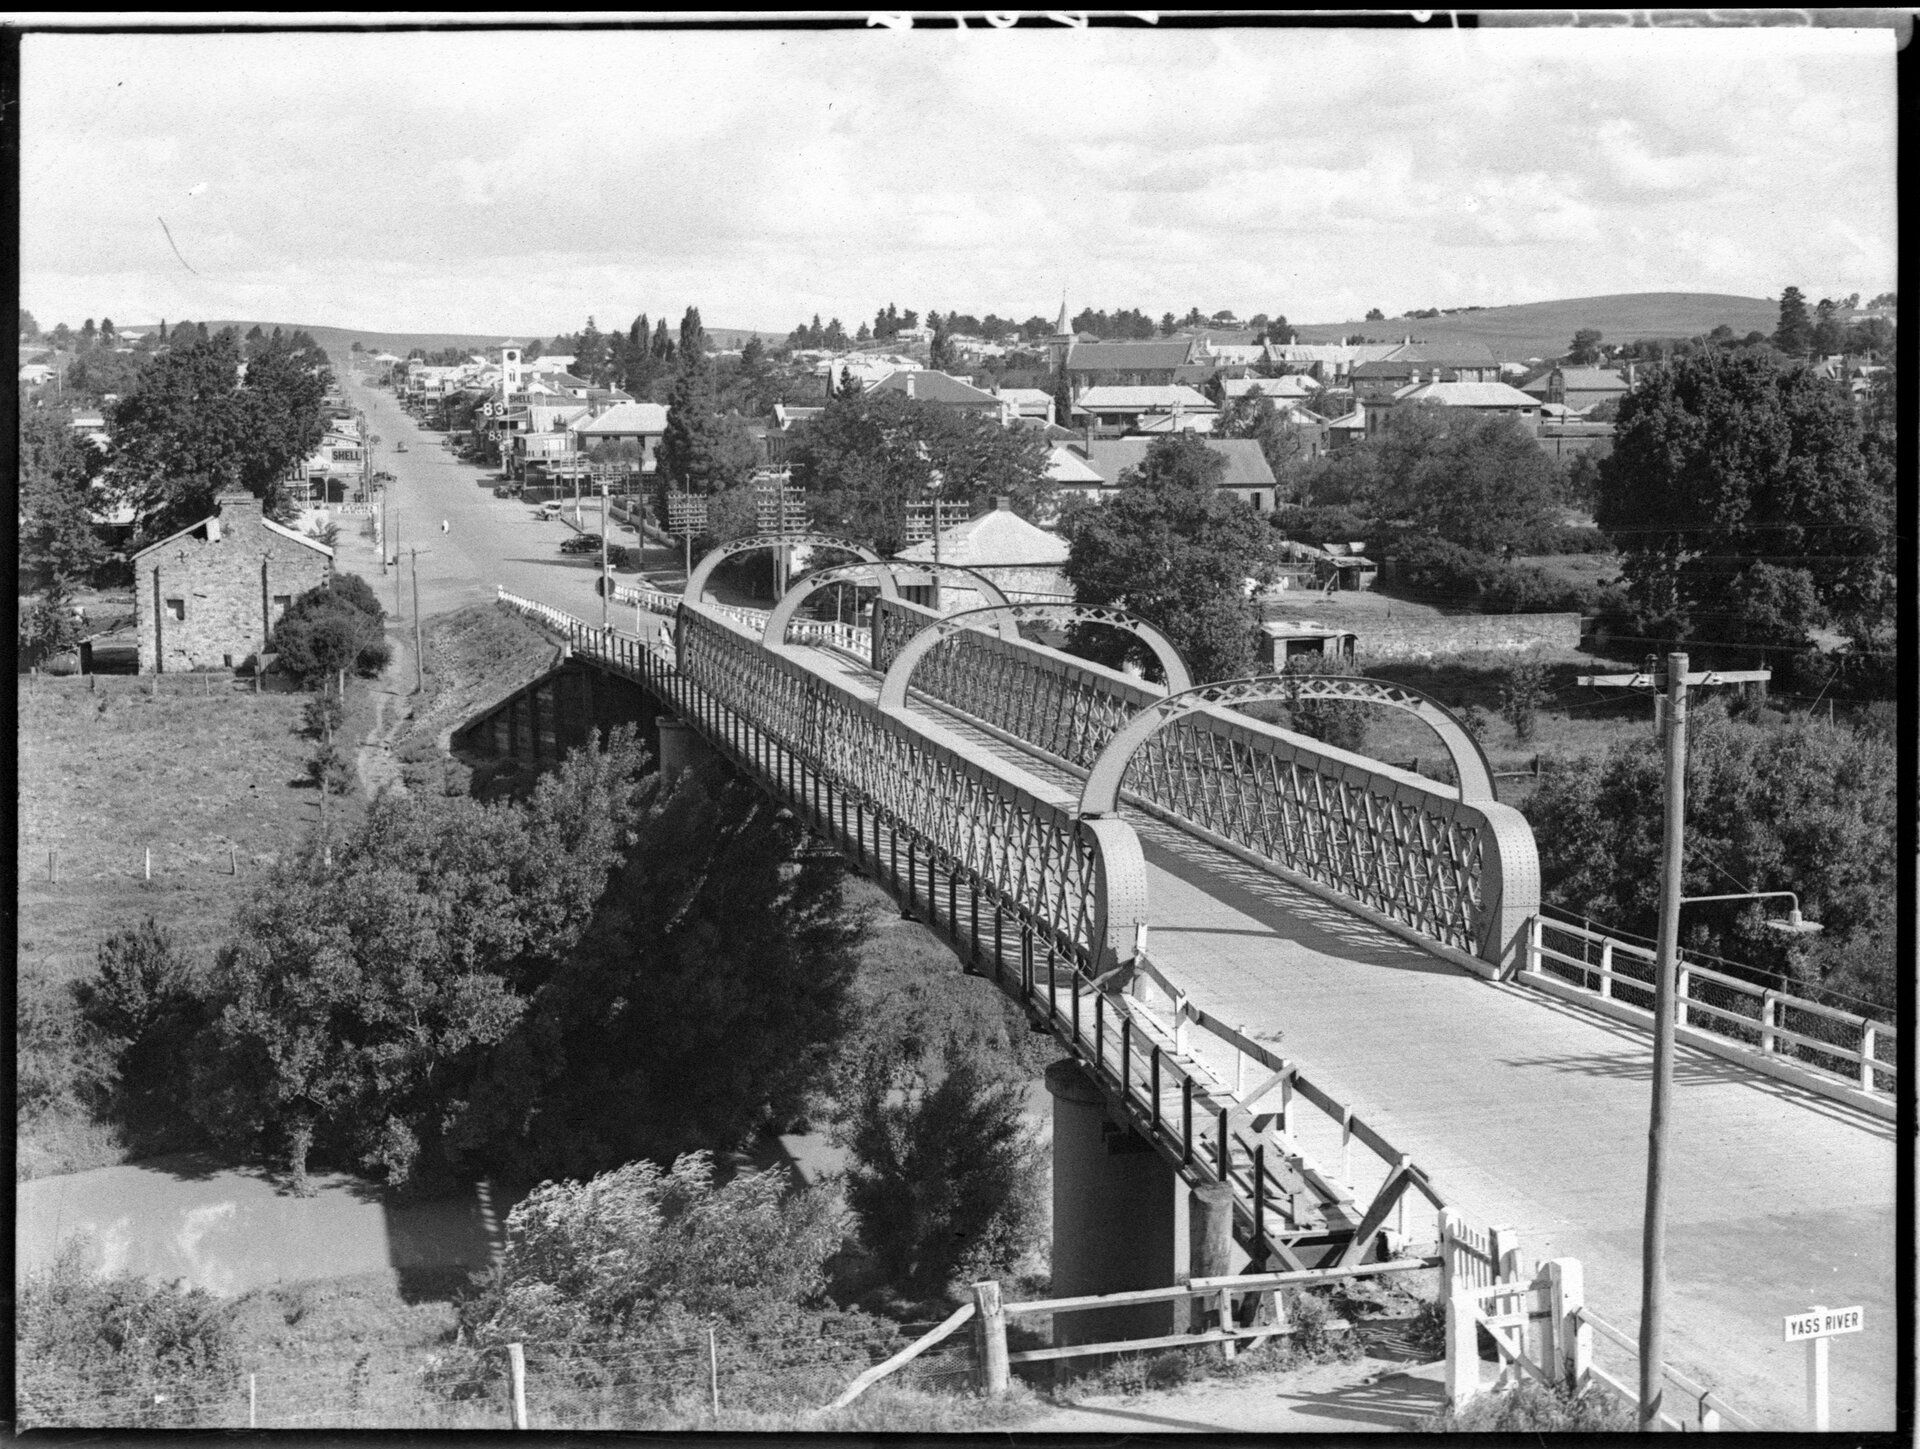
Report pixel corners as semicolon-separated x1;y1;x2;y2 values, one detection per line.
19;19;1901;338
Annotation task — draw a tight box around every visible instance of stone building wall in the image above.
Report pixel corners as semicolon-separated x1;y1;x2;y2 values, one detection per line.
1355;610;1581;663
134;492;334;673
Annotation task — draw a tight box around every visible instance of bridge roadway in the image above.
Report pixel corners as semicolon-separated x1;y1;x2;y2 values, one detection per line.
780;640;1895;1433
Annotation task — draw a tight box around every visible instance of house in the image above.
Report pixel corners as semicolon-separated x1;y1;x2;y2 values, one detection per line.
572;401;670;470
1262;342;1400;384
994;387;1057;425
1063;339;1198;394
1544;365;1631;414
1371;380;1542;436
1192;339;1267;369
1058;437;1282;514
1219;374;1321;403
891;496;1071;608
18;362;53;385
287;423;369;503
131;491;333;674
1071;384;1216;435
1325;407;1369;452
869;370;1013;422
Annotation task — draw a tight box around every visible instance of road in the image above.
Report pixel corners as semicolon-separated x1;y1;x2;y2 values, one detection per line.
340;373;669;633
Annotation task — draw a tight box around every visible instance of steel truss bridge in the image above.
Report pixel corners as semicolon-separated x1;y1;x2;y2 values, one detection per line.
485;543;1895;1426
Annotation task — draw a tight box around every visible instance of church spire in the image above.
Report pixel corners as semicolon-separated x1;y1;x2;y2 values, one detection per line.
1053;293;1072;340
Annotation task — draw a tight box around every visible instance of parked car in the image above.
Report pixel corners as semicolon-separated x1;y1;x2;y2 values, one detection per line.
535;502;562;520
395;442;409;452
560;533;603;555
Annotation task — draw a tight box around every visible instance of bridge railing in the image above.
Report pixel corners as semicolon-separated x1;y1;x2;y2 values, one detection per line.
1521;913;1896;1109
870;596;1537;973
610;582;873;660
674;601;1141;973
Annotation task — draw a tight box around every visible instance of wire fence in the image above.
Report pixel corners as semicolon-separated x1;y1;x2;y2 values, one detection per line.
14;1319;980;1431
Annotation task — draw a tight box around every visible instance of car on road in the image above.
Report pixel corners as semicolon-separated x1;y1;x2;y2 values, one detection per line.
560;533;603;555
493;485;523;498
373;470;395;484
395;442;409;452
535;502;562;520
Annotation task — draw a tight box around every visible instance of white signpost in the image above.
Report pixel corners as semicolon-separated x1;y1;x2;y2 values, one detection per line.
1784;1304;1862;1430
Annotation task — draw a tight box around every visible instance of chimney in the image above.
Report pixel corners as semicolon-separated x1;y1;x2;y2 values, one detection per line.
995;495;1011;511
906;373;916;400
1626;362;1636;388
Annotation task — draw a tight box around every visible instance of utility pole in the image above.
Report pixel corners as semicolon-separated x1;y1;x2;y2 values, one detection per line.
392;512;402;615
1577;651;1770;1431
410;546;425;695
599;480;611;632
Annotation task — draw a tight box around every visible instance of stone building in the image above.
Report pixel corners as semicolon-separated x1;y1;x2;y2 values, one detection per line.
131;491;334;674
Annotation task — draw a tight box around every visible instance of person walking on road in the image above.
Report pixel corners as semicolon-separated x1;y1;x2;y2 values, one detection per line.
440;519;449;535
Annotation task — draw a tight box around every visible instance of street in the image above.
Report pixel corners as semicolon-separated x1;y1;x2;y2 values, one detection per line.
341;373;666;634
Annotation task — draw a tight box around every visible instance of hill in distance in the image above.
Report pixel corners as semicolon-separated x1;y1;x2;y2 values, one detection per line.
205;321;784;359
1291;292;1779;362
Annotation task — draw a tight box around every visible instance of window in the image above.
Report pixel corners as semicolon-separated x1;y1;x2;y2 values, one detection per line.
272;594;292;620
165;597;185;622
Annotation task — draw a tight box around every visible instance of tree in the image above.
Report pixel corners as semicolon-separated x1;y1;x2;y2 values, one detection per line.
1365;308;1385;322
1596;350;1886;669
1063;432;1279;682
1567;328;1604;364
455;768;863;1182
1370;407;1560;553
840;1036;1044;1299
1810;298;1845;357
189;731;654;1187
678;305;708;363
658;361;758;504
1216;391;1313;491
271;575;391;684
1524;701;1895;1011
1773;286;1812;355
1262;315;1297;344
109;329;330;539
573;316;609;385
20;306;39;339
789;386;1052;555
18;405;107;591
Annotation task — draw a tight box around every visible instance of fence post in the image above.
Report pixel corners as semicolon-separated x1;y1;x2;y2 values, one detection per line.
507;1342;528;1429
1677;964;1692;1027
249;1372;257;1429
1445;1287;1480;1412
1760;990;1776;1054
1437;1210;1458;1304
1489;1225;1522;1281
144;846;152;881
1525;913;1542;974
709;1325;720;1418
972;1281;1009;1398
1859;1024;1877;1091
1546;1258;1588;1389
1598;938;1614;997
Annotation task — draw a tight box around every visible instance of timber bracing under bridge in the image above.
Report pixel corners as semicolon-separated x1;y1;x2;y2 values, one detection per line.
474;564;1895;1428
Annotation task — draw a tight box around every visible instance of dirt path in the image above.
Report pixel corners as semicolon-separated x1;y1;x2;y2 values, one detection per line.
1023;1353;1448;1433
355;634;414;801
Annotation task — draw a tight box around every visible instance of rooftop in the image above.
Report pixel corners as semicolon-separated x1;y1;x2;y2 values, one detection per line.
575;401;670;435
1392;380;1542;408
892;499;1069;567
1079;436;1276;489
870;370;1003;406
1073;384;1216;412
1065;340;1197;373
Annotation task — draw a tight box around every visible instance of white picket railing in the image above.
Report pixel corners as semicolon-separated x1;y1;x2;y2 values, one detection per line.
1519;914;1894;1110
1439;1215;1756;1431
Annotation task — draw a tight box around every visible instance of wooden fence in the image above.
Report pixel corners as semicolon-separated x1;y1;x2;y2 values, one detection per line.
1437;1212;1757;1431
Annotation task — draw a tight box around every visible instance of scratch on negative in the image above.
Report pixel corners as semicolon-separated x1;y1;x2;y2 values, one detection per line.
158;216;199;275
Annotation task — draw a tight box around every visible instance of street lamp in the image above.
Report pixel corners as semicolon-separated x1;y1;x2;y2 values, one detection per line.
1679;891;1823;936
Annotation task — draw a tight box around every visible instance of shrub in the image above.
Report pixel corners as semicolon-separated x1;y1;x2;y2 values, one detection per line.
272;574;391;685
1497;657;1550;741
18;1239;240;1427
1280;652;1369;754
1419;1377;1636;1432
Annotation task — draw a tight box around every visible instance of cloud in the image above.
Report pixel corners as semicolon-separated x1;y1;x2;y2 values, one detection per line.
18;24;1899;333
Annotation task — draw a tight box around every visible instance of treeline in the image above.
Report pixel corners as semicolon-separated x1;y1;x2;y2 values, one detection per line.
780;302;1308;349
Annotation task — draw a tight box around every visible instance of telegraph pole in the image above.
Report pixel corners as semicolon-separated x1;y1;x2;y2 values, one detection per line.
599;480;611;632
1577;651;1770;1431
410;546;425;695
392;512;402;615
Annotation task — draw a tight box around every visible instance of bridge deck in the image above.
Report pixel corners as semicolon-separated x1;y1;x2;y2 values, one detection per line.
793;642;1895;1433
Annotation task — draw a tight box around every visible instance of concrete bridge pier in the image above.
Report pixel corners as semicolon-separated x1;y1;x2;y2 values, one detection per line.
1045;1058;1188;1349
654;713;710;782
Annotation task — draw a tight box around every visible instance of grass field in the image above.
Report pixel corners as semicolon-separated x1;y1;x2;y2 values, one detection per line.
1292;290;1777;360
16;674;348;989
